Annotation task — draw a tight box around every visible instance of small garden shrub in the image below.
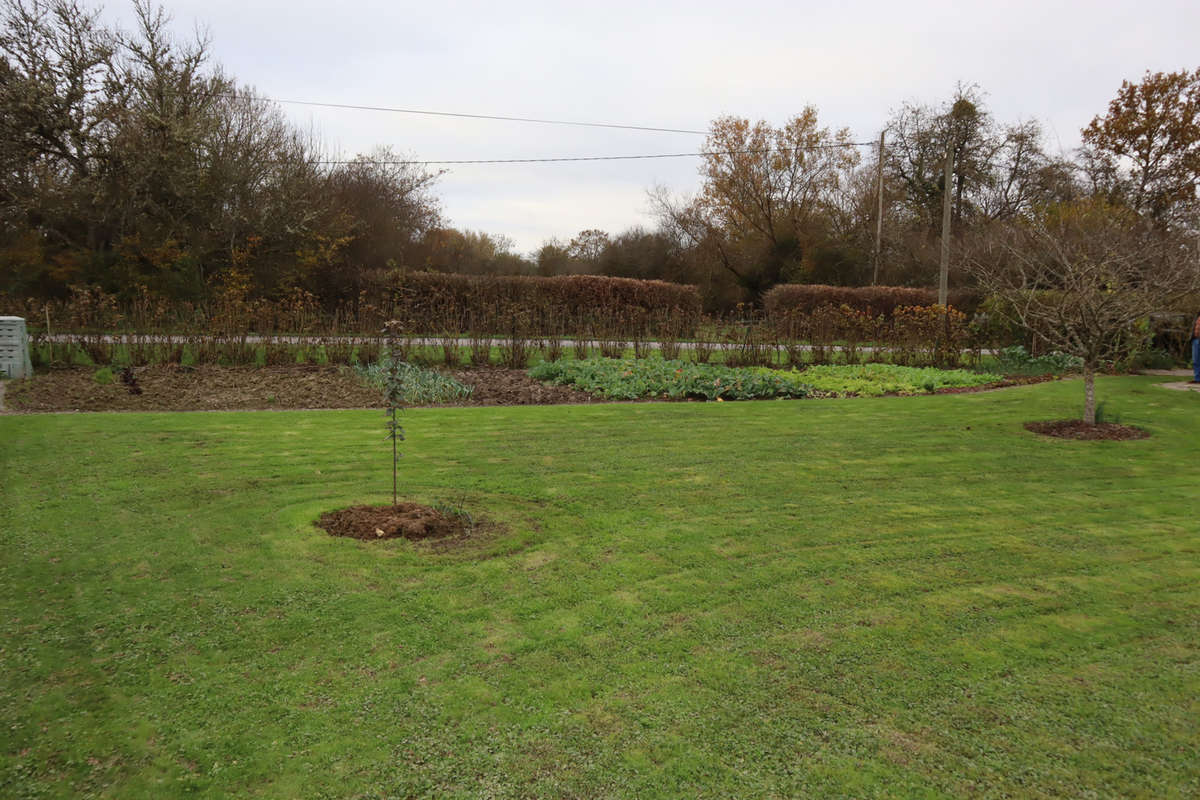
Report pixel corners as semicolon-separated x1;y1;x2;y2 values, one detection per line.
356;359;474;404
1118;347;1177;371
993;345;1083;375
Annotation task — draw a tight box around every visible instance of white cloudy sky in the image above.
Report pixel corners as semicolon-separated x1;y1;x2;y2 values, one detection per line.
109;0;1198;253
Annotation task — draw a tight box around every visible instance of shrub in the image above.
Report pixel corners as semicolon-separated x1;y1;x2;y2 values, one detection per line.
380;272;702;337
1119;348;1177;371
889;305;969;368
356;359;474;405
764;284;983;319
992;345;1083;375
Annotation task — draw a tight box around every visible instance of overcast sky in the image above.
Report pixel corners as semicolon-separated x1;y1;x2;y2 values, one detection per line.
108;0;1199;254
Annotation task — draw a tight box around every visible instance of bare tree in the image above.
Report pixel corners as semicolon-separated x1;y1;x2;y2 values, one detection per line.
965;200;1200;424
651;109;859;302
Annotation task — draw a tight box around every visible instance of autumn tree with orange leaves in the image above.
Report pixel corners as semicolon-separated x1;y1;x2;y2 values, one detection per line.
1081;69;1200;224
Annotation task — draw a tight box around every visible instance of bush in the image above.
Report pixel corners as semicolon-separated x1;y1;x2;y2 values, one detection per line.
9;275;703;339
380;272;702;336
764;284;982;319
992;345;1083;375
890;305;969;368
355;358;474;404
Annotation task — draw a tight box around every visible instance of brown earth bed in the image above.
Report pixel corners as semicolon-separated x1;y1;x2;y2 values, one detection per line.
444;368;597;406
1024;420;1149;440
317;503;468;541
3;365;383;412
4;364;1050;413
2;365;597;412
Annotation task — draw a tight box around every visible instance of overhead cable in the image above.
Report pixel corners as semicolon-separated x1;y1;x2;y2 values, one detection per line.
310;143;876;167
220;92;710;135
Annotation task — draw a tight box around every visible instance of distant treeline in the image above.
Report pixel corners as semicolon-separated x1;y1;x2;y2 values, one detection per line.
2;1;1196;314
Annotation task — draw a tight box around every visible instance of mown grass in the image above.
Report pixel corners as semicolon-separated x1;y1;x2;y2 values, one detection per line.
1;376;1198;798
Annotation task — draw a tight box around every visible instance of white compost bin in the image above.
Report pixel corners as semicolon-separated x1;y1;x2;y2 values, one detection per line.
0;316;32;379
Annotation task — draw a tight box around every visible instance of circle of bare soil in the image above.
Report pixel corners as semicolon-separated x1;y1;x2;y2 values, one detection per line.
318;503;468;541
1023;420;1149;440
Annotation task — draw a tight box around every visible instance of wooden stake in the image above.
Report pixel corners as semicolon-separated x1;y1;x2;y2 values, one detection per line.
872;130;885;286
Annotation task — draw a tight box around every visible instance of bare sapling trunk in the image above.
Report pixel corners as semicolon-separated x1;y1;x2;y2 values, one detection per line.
1083;364;1097;425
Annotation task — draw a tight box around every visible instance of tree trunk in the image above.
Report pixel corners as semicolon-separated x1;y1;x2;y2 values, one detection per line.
1083;365;1096;425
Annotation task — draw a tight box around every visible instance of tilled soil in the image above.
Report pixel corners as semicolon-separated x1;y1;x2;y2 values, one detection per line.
317;503;467;540
3;365;383;412
444;368;597;406
2;365;597;412
1024;420;1150;440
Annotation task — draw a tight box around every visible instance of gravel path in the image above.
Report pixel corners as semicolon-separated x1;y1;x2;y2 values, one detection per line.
1139;369;1200;392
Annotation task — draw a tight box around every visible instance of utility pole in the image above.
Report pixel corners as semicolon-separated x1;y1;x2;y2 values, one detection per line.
939;144;952;306
872;130;885;285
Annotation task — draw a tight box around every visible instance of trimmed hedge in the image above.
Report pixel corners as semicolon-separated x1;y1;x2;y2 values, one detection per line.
380;272;702;334
763;284;983;319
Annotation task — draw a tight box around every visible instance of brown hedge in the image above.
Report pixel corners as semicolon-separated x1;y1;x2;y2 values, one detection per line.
378;272;702;334
763;284;983;319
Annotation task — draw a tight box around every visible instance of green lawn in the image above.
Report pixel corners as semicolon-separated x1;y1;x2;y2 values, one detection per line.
1;376;1197;798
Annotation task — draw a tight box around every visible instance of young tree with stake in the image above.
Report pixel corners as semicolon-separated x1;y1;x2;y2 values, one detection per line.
382;320;406;506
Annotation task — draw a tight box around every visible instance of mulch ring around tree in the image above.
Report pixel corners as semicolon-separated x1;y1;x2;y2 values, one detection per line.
1024;420;1150;440
317;503;470;541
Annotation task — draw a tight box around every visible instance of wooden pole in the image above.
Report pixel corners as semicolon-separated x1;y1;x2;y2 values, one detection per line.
939;145;952;306
872;130;885;285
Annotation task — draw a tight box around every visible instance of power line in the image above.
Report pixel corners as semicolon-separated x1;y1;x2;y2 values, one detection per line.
310;143;876;167
210;90;875;165
221;92;710;136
